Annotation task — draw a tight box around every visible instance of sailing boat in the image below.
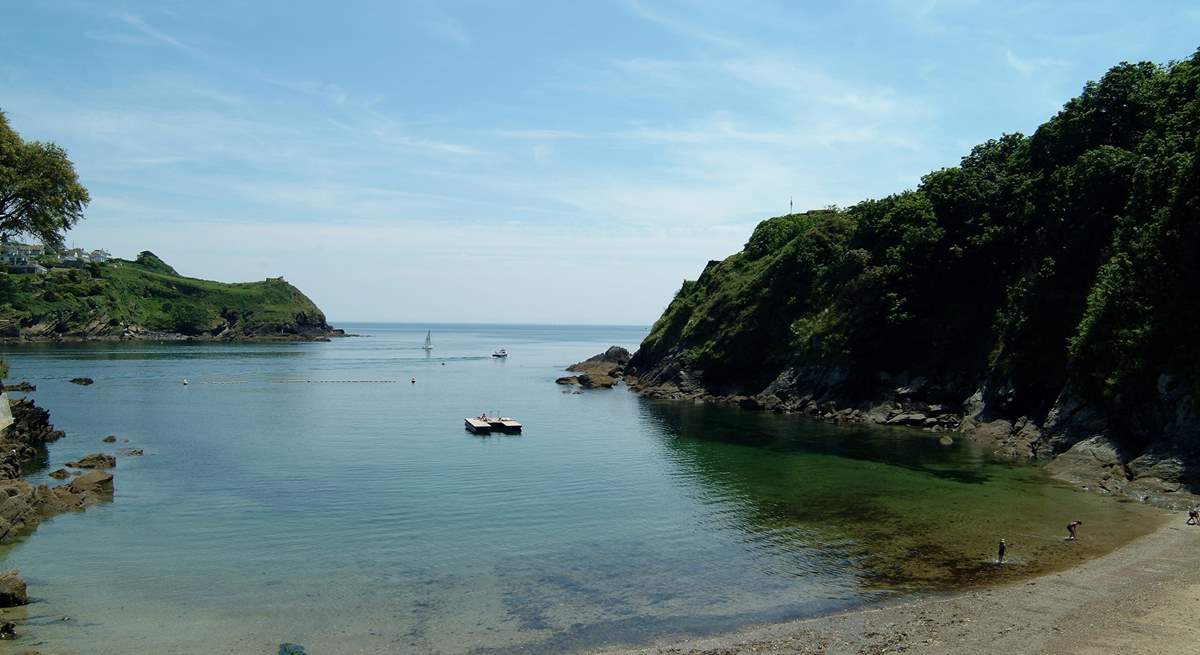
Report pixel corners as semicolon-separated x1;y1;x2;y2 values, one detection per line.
422;331;433;351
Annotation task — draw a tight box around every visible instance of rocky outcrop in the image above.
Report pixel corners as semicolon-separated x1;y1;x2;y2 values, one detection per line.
0;570;27;607
561;346;632;390
66;453;115;469
624;352;1200;504
0;396;114;543
69;377;93;385
0;382;35;392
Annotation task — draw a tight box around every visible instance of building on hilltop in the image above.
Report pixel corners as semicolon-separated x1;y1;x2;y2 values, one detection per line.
1;241;110;273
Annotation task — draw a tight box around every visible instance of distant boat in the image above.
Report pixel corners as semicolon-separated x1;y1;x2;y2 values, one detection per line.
422;331;433;351
492;348;508;358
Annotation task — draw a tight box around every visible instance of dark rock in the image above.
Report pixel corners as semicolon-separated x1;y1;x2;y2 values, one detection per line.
66;453;115;469
69;377;94;386
0;570;28;607
120;448;144;456
0;382;35;392
585;346;631;365
279;644;307;655
577;373;616;389
102;435;117;443
886;412;928;426
555;376;580;386
47;469;70;479
0;620;14;639
566;346;632;380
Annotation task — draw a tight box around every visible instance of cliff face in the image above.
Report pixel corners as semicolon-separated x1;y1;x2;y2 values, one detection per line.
627;53;1200;499
0;251;341;341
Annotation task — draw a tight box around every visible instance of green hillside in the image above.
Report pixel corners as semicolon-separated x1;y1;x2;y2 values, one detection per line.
630;51;1200;473
0;251;338;340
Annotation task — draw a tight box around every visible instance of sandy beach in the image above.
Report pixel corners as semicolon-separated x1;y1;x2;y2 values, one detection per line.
602;513;1199;655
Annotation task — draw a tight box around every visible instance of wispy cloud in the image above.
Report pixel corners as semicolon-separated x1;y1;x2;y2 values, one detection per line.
1003;47;1070;74
425;13;470;47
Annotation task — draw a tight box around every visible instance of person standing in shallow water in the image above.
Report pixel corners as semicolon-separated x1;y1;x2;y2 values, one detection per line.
1067;520;1083;540
997;539;1006;564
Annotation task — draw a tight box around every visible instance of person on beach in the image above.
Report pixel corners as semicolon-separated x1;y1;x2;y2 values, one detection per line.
1067;520;1083;540
997;539;1006;564
1187;509;1198;525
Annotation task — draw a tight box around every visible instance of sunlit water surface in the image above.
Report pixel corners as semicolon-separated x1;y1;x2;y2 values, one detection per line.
0;324;1158;654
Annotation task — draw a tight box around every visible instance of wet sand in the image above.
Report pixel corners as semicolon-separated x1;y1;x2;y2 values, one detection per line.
602;513;1200;655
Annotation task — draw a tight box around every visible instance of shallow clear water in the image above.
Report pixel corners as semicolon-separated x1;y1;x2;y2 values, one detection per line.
0;324;1157;654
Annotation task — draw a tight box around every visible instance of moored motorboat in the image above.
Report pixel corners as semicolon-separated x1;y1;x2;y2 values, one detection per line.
491;348;508;358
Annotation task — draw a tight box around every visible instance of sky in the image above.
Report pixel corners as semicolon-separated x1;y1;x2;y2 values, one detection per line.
2;1;1198;324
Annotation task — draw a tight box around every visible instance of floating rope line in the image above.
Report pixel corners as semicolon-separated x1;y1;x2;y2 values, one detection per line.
273;379;402;384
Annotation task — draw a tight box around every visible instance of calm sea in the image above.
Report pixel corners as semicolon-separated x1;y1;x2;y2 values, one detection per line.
0;323;1156;654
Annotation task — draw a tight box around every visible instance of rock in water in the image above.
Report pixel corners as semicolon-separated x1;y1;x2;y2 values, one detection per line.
0;620;15;639
66;471;114;494
0;570;28;607
279;644;307;655
48;468;71;479
555;376;580;385
66;453;116;469
69;377;94;386
120;448;144;456
102;435;117;443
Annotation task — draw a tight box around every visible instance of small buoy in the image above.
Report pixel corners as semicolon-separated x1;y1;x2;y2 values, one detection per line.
441;362;445;366
181;378;189;386
411;377;416;384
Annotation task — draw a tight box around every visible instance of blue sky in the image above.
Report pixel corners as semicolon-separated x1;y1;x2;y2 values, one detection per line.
3;1;1198;324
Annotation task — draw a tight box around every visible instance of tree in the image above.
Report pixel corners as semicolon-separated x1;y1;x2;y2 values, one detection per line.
0;110;90;250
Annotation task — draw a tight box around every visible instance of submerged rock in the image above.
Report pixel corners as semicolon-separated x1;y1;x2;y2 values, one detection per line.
47;468;70;479
120;448;144;457
66;453;115;469
279;644;307;655
0;570;28;607
102;435;116;443
69;377;93;386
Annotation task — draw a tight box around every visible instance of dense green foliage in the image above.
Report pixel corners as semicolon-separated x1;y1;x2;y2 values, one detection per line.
0;252;329;337
0;110;89;250
638;52;1200;415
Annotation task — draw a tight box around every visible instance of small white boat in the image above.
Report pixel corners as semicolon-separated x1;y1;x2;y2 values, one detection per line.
491;348;508;358
422;331;433;351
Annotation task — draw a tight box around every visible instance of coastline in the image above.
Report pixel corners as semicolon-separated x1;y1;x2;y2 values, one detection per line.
0;329;346;344
597;512;1196;655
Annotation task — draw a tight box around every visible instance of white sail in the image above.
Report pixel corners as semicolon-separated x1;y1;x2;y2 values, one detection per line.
423;331;433;350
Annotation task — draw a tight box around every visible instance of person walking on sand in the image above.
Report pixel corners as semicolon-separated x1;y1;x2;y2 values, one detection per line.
1187;509;1199;525
1067;520;1083;540
997;539;1007;564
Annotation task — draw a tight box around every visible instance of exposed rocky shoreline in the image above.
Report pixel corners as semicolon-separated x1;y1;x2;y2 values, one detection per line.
0;392;118;645
567;346;1200;508
0;321;345;343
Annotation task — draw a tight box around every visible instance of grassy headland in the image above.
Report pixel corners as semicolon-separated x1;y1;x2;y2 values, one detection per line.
0;251;339;341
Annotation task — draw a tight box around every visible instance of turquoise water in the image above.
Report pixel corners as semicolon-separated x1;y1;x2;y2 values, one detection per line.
0;324;1156;654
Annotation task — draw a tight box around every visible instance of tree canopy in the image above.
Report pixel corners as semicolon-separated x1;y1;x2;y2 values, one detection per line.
636;49;1200;417
0;110;90;250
